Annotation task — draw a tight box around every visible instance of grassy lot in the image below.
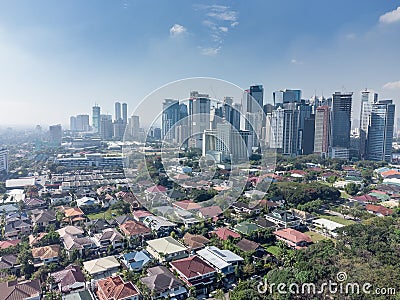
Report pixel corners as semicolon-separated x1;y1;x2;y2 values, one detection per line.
86;208;122;220
265;245;281;256
304;231;328;242
340;190;351;199
316;213;356;226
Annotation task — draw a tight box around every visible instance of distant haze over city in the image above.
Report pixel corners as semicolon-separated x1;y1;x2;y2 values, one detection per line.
0;1;400;128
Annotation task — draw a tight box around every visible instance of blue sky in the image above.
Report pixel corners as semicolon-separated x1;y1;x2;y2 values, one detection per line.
0;0;400;127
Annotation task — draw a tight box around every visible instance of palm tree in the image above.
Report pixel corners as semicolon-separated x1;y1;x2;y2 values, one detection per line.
214;289;225;300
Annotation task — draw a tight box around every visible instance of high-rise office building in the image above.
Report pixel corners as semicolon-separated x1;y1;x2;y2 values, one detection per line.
330;92;352;158
245;85;264;147
49;124;62;147
0;148;8;173
122;103;128;124
100;114;113;140
246;85;264;113
70;116;77;132
282;106;299;156
314;106;331;156
273;89;301;106
115;102;122;122
266;107;285;149
92;105;101;133
77;115;90;132
367;100;395;162
128;115;140;139
189;91;211;148
302;115;315;155
359;89;378;158
162;99;180;140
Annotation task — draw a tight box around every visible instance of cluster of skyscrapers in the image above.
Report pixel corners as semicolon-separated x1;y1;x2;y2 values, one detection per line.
69;102;143;141
161;86;396;162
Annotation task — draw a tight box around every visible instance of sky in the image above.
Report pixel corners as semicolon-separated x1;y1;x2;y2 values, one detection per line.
0;0;400;128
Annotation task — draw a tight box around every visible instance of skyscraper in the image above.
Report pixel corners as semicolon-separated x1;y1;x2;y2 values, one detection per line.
122;103;128;124
100;114;113;140
70;116;77;132
49;124;62;146
92;105;101;133
282;106;299;156
115;102;122;122
162;99;180;140
359;89;378;158
0;148;8;173
330;92;352;158
189;91;211;148
245;85;264;147
246;85;264;113
367;100;395;162
314;106;331;156
128;115;140;139
273;89;301;106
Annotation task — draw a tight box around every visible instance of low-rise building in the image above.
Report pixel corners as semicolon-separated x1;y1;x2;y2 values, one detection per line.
197;246;243;275
0;279;41;300
32;244;60;265
96;275;141;300
146;236;188;262
50;264;86;293
273;228;312;249
121;250;152;272
83;256;120;280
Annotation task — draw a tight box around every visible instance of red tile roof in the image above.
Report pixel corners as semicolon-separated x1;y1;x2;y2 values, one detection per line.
173;200;201;211
146;185;167;193
350;194;379;203
0;240;21;249
96;276;140;300
366;204;393;216
211;227;240;241
381;170;400;177
199;206;223;218
274;228;312;245
170;255;215;279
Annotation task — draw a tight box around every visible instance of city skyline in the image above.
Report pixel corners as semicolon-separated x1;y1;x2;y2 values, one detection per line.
0;1;400;127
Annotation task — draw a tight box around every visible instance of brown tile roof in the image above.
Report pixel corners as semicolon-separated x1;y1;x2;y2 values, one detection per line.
32;245;60;260
63;207;85;218
119;220;151;237
236;238;261;252
50;264;85;293
170;255;215;279
183;233;210;250
96;276;140;300
199;206;223;218
0;279;41;300
211;227;240;241
28;233;47;246
366;204;394;216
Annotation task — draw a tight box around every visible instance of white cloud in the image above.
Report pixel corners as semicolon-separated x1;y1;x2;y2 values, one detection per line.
383;80;400;90
169;24;187;37
291;59;303;65
379;6;400;24
219;26;229;33
230;21;239;27
200;46;221;56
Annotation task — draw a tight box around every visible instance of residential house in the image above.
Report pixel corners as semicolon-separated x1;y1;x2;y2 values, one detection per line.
172;200;201;211
85;219;112;235
0;204;18;215
0;240;20;250
142;216;177;236
132;210;153;223
170;255;216;295
140;266;187;300
119;220;152;246
236;238;264;256
62;234;97;258
231;201;264;215
32;244;60;265
49;192;72;205
50;264;86;293
265;210;301;228
365;204;394;217
182;233;210;252
234;221;260;235
312;218;345;238
121;250;152;272
96;276;141;300
28;233;48;246
211;227;241;241
93;228;124;253
0;279;41;300
197;246;243;275
198;206;223;221
57;226;85;239
0;254;19;274
24;198;46;209
4;217;32;240
273;228;312;249
30;209;56;228
109;215;135;227
60;207;86;225
146;236;188;262
83;256;120;280
290;208;315;225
